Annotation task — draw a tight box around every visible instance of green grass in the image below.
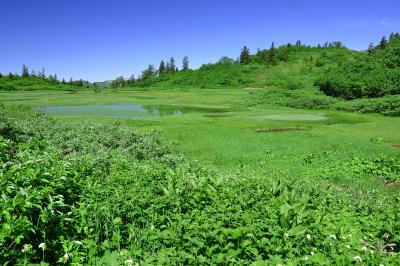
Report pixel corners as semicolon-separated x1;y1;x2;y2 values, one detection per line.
1;87;400;264
2;87;399;182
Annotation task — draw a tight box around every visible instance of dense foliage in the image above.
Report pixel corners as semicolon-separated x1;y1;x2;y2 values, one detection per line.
316;33;400;99
0;66;90;91
1;105;400;265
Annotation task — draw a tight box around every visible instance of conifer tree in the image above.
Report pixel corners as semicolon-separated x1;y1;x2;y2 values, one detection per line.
182;56;189;71
268;42;277;65
22;65;29;77
240;46;250;64
379;36;387;49
367;43;375;54
159;60;166;73
168;57;176;72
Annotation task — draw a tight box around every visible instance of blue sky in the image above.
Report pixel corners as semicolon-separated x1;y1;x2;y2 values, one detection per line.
0;0;398;81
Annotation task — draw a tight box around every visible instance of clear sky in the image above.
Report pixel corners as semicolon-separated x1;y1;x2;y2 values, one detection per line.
0;0;399;82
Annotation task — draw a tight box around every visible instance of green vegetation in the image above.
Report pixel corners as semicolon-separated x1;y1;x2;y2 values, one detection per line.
316;33;400;99
1;102;400;265
0;66;91;91
1;34;400;264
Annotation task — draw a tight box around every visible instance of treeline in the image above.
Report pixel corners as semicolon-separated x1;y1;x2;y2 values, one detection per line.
111;40;346;88
110;56;190;87
0;65;92;91
316;33;400;99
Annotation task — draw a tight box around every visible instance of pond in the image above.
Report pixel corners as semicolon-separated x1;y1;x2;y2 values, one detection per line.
37;104;227;118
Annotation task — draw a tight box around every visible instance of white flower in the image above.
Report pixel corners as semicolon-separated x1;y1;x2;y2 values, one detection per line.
305;256;309;260
311;251;314;256
354;255;362;262
284;233;289;238
38;243;46;250
370;250;374;254
119;249;127;256
379;264;384;266
346;245;351;249
361;246;367;251
348;234;352;238
306;234;311;240
125;259;134;266
63;253;70;260
22;244;32;253
330;234;337;240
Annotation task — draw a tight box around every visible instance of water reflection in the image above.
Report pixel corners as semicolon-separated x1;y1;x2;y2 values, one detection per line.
37;104;226;118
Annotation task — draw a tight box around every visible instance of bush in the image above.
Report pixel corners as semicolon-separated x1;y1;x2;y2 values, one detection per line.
316;36;400;99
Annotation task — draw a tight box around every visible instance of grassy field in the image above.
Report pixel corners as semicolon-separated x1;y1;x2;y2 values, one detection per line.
1;87;400;264
2;87;399;182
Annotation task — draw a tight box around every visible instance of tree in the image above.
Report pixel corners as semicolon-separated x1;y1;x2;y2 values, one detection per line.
61;78;66;84
182;56;189;71
367;43;375;54
39;68;46;78
268;42;277;65
141;64;156;80
22;65;29;77
379;36;388;49
111;76;125;87
0;72;3;79
167;57;176;72
159;60;166;73
240;46;250;64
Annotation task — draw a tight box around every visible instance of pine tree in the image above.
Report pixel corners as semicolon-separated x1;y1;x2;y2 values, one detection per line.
0;72;3;79
367;43;375;54
141;65;156;80
268;42;277;65
182;56;189;71
168;57;176;72
22;65;29;77
240;46;250;64
159;60;166;73
40;68;46;78
379;36;388;49
62;78;66;84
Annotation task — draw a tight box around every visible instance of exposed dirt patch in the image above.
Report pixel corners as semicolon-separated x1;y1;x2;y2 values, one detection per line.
390;143;400;148
254;127;309;133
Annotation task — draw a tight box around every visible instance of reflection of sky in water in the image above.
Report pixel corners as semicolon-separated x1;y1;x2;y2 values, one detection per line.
36;104;222;118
